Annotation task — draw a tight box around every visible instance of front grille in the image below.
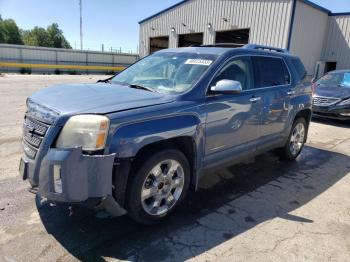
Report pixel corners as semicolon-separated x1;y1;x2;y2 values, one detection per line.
313;96;341;106
22;115;51;159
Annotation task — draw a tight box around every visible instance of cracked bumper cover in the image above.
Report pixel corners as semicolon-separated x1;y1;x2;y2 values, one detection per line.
38;147;116;203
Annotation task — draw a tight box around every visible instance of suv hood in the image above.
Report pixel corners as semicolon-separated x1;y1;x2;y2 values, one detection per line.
314;85;350;99
29;83;175;115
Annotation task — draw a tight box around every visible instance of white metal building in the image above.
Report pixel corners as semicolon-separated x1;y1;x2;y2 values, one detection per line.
139;0;350;77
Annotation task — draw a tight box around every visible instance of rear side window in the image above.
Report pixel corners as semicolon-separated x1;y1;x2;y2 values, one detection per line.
291;58;307;82
253;57;291;88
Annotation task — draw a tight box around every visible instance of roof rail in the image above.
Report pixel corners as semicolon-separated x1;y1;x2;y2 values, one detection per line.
243;44;289;53
200;43;245;48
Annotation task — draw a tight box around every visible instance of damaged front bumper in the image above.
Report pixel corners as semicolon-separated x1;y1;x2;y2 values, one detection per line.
20;147;126;216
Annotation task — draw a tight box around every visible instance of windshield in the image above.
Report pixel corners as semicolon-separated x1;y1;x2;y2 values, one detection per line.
316;72;350;88
111;52;217;94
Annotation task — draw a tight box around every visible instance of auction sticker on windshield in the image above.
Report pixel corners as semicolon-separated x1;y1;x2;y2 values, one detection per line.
185;59;213;66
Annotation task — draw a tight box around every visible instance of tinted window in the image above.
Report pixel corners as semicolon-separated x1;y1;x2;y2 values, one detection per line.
291;58;307;82
253;57;290;88
213;56;254;90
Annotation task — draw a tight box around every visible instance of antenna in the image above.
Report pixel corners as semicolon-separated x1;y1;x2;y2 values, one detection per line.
79;0;83;50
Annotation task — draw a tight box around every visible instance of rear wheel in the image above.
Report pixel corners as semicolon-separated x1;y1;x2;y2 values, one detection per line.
279;118;307;160
126;149;190;224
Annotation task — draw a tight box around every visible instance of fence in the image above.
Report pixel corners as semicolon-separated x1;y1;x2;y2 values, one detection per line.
0;44;139;74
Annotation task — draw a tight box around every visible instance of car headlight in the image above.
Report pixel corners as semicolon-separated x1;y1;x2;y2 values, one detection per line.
55;115;110;151
338;98;350;106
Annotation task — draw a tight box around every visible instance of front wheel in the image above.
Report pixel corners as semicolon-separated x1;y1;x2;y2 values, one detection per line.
279;118;307;160
126;149;190;224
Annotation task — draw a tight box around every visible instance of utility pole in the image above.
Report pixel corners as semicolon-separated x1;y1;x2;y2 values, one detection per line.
79;0;83;50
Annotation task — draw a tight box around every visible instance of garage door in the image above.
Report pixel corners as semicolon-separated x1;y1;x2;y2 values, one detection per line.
215;29;250;47
178;33;203;47
150;36;169;54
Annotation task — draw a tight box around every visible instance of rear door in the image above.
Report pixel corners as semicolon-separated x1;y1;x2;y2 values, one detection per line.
252;56;292;149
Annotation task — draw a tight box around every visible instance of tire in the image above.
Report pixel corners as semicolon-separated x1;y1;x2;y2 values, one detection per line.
126;149;190;224
279;117;307;161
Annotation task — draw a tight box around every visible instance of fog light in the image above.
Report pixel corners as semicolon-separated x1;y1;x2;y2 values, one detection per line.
53;165;62;193
340;113;350;116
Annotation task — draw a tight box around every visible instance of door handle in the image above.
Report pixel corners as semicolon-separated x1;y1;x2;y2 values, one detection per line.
287;90;295;96
250;97;261;103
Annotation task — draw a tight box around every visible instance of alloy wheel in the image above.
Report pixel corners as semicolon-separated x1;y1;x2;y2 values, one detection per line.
289;122;305;156
141;159;184;216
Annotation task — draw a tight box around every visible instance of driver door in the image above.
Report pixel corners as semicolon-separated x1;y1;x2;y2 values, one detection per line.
203;56;263;168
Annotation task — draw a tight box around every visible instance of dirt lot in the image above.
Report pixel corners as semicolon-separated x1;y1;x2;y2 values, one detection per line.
0;74;349;262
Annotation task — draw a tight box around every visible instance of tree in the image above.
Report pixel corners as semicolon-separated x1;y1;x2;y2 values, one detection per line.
0;15;5;43
47;23;71;48
0;18;23;44
22;26;51;47
0;16;71;49
21;23;71;49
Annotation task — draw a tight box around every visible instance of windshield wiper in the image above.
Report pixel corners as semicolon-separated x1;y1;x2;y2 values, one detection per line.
97;76;113;83
129;84;155;92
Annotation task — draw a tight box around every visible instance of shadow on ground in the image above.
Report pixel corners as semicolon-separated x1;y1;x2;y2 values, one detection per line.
37;145;350;261
312;116;350;128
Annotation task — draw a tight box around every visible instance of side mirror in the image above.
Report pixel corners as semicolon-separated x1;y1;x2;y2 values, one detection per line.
210;79;242;94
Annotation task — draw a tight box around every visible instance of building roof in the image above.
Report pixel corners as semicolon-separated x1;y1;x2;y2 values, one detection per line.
138;0;349;24
139;0;189;24
299;0;331;15
330;12;350;16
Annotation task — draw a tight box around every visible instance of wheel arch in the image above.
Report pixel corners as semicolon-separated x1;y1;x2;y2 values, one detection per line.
131;136;197;188
113;136;198;208
295;108;312;123
109;114;203;207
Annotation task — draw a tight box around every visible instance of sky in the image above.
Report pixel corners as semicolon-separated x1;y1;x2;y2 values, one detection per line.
1;0;350;53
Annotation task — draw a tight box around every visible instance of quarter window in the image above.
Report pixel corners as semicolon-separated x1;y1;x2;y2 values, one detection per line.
212;56;254;90
253;57;290;88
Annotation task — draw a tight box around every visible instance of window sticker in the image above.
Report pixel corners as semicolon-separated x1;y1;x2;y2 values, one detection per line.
185;59;213;66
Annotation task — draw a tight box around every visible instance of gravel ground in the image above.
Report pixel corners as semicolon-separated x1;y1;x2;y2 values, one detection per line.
0;74;349;262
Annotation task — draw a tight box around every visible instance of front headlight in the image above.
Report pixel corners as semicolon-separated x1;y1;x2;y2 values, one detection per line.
55;115;110;151
338;98;350;106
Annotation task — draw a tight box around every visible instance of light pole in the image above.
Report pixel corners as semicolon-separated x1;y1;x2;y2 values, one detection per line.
79;0;83;50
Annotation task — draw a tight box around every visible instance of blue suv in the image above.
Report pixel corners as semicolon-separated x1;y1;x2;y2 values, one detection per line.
20;44;312;224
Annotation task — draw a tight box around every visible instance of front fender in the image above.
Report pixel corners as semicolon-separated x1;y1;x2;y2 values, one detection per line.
108;114;202;158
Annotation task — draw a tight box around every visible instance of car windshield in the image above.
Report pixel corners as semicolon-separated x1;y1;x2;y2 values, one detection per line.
316;72;350;88
111;52;217;94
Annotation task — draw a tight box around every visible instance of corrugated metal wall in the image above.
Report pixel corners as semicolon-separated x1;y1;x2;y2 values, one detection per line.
323;15;350;70
139;0;294;57
0;44;139;73
289;1;329;75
